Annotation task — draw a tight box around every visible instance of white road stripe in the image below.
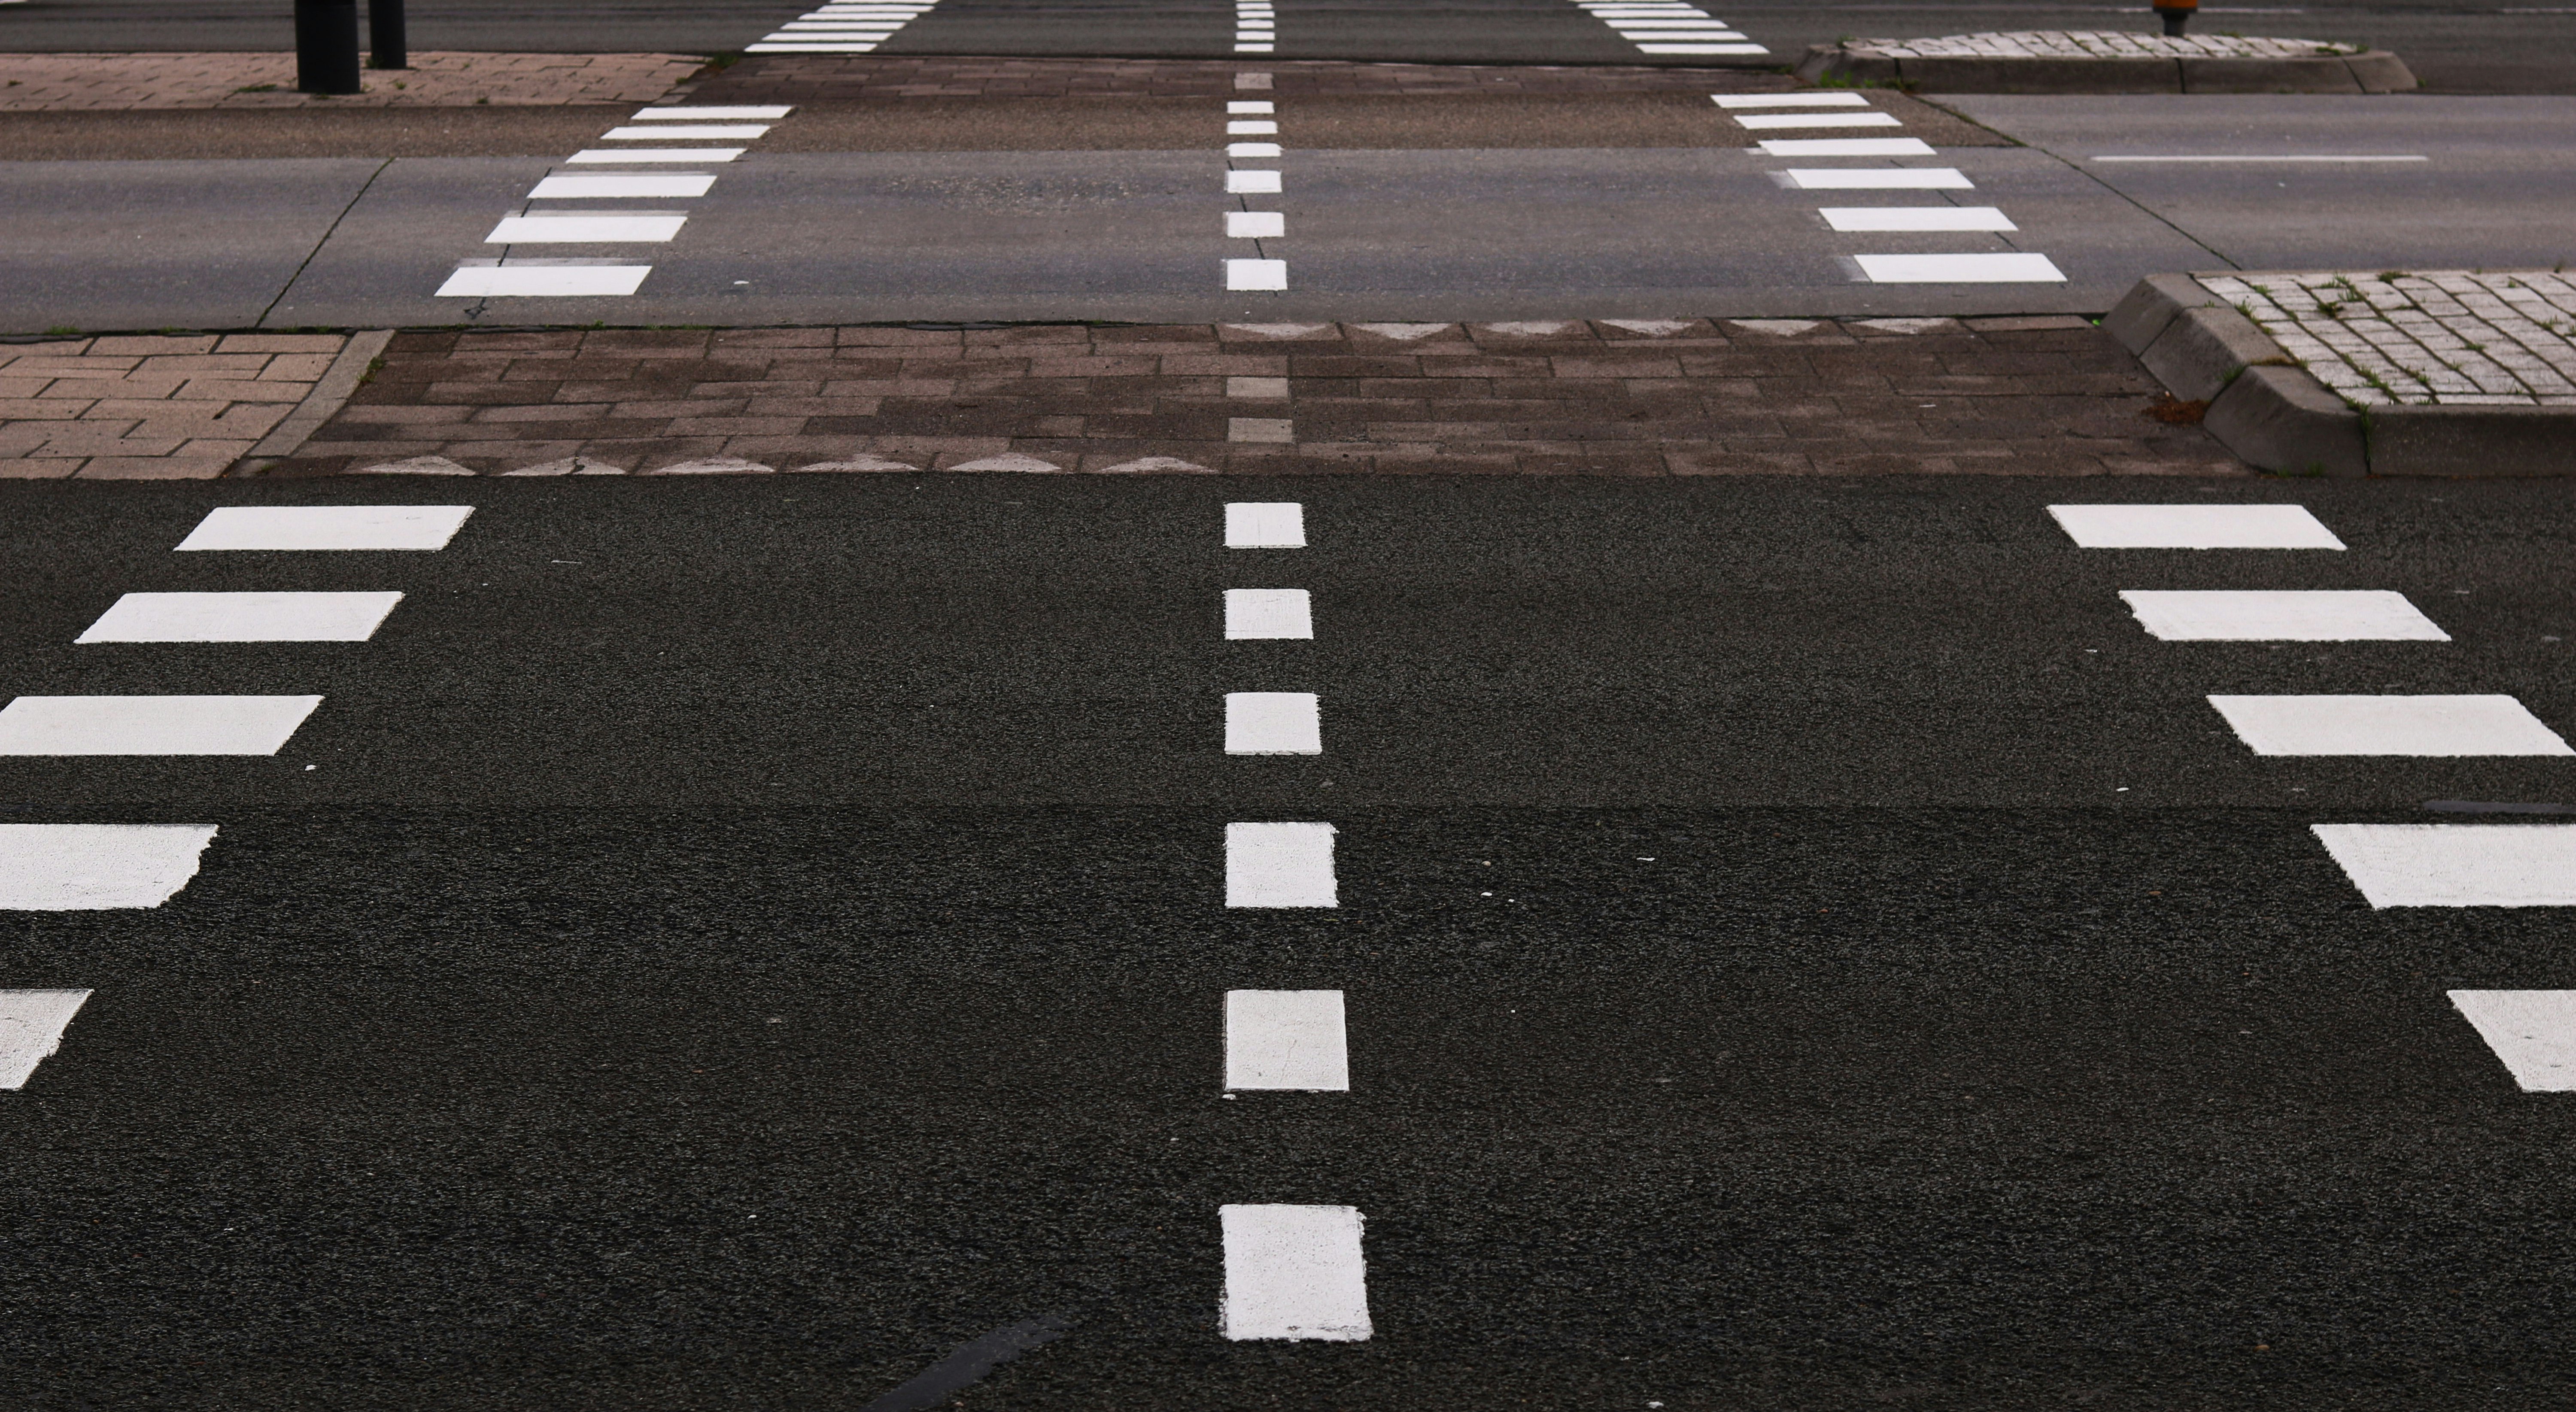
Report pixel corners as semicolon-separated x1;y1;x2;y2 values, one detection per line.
527;173;716;199
1229;120;1279;134
2120;589;2448;641
1736;111;1902;130
1227;258;1289;291
2314;824;2576;907
1786;168;1972;189
1226;822;1336;907
0;696;324;756
1225;588;1314;639
566;148;744;164
1227;170;1283;194
1820;206;2014;231
1716;92;1868;108
0;824;217;910
1227;692;1321;755
1228;141;1283;158
1220;1205;1372;1340
437;265;653;297
2209;695;2571;757
1637;43;1765;52
1761;137;1936;157
745;42;878;50
1855;253;2065;282
1230;100;1275;114
1227;211;1286;238
1226;990;1350;1090
176;504;475;551
0;990;91;1089
628;106;791;120
487;214;686;243
1226;502;1305;548
2047;504;2343;550
2450;991;2576;1090
598;124;769;140
77;591;405;643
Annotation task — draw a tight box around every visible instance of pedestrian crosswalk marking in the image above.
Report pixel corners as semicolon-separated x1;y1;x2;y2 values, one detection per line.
1220;1205;1372;1340
1226;991;1350;1090
1734;112;1904;131
1226;823;1337;907
1226;503;1306;548
2048;504;2345;550
2120;589;2448;641
2212;695;2572;757
76;591;405;644
526;174;716;200
2313;824;2576;907
0;695;324;756
1855;252;2066;283
2450;991;2576;1090
0;991;91;1090
1226;589;1314;639
1822;206;2015;232
1761;137;1934;157
0;825;216;911
437;264;654;298
486;214;687;244
565;148;744;164
1227;692;1322;755
1786;168;1974;189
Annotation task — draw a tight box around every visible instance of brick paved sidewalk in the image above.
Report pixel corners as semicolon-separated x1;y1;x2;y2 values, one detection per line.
263;318;2241;478
1;334;356;479
0;52;702;110
688;56;1801;103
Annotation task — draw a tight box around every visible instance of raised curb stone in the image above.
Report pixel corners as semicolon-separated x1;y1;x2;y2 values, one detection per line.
1794;30;2416;94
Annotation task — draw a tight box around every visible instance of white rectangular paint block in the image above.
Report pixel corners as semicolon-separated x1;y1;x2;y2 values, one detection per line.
1229;100;1275;114
1227;258;1289;291
1227;211;1286;238
1738;113;1902;131
2047;504;2343;550
1226;502;1305;548
0;824;218;910
1786;167;1973;189
526;173;717;200
487;214;686;243
0;696;324;756
1225;588;1313;639
1637;43;1766;53
1225;822;1336;907
437;265;652;298
176;504;475;552
1716;92;1868;108
2208;695;2572;757
1821;206;2015;232
1225;990;1350;1091
565;148;744;164
77;591;405;643
1760;137;1935;157
2450;991;2576;1090
629;105;792;120
2119;590;2448;642
1227;692;1322;755
1220;1204;1372;1341
0;991;91;1090
2315;824;2576;907
1228;140;1283;157
1228;120;1279;135
1227;170;1283;194
744;43;881;52
598;124;770;140
1855;253;2066;283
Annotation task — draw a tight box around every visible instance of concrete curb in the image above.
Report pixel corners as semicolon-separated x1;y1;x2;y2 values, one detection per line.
1794;45;2415;94
2107;276;2576;477
234;329;395;476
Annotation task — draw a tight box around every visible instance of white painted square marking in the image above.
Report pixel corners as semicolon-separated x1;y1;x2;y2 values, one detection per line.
629;106;791;120
2119;590;2447;642
437;265;652;297
1760;137;1935;157
1227;990;1349;1091
1227;502;1305;548
486;215;686;244
1820;206;2014;231
598;124;769;140
526;173;716;199
1227;170;1283;194
1220;1204;1371;1341
77;591;405;643
1226;589;1313;639
1855;253;2066;283
565;148;743;164
1229;100;1275;114
2314;824;2576;907
1226;822;1336;907
1228;120;1279;135
0;696;324;756
0;991;90;1090
1227;692;1321;755
1227;258;1289;291
1227;211;1286;238
0;824;217;910
1228;142;1283;158
1716;92;1868;108
2209;695;2570;757
1735;112;1904;130
1786;168;1973;189
2450;991;2576;1090
2047;504;2343;550
176;505;475;551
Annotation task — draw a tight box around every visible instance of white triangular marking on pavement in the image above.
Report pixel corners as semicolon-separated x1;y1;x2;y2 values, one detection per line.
948;453;1064;473
1093;456;1215;474
353;455;476;476
1730;319;1820;335
1350;323;1453;340
2451;991;2576;1090
0;990;91;1089
643;457;778;474
1601;319;1697;335
790;455;922;472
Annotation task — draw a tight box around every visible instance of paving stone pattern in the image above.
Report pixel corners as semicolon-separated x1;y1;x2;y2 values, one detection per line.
2206;270;2576;407
1845;31;2363;59
0;334;348;480
0;52;703;110
266;319;2242;478
688;56;1798;103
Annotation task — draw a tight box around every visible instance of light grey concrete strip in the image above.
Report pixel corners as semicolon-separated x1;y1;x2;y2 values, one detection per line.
236;328;396;475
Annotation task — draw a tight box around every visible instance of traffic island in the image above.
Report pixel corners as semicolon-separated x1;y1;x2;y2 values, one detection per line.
1795;31;2416;94
2108;271;2576;477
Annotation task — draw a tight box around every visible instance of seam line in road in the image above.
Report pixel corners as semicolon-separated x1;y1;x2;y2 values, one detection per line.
255;157;389;331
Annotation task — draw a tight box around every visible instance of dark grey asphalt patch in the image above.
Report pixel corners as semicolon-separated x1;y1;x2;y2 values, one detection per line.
864;1313;1075;1412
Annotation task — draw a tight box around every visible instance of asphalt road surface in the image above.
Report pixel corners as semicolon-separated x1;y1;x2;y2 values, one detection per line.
6;474;2576;1408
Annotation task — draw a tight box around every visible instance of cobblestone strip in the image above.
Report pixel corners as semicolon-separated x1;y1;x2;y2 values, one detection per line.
1845;31;2361;59
0;334;350;480
258;316;2239;478
0;52;704;111
2203;270;2576;407
687;56;1799;102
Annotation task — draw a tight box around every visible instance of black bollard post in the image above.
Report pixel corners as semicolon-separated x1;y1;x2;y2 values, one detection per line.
368;0;407;70
2152;0;2196;36
295;0;363;94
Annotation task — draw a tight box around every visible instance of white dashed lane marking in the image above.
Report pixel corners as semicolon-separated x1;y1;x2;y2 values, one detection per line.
2120;589;2449;642
1574;0;1766;54
0;696;324;756
1226;692;1322;755
0;991;91;1090
2047;504;2346;550
0;825;217;911
2450;991;2576;1090
1226;169;1282;194
1227;258;1289;291
1225;990;1350;1091
76;592;405;644
176;505;475;551
1227;211;1285;238
1225;589;1314;639
2314;824;2576;907
1225;823;1337;908
1236;0;1273;53
1225;502;1306;548
1219;1204;1372;1341
2208;695;2573;757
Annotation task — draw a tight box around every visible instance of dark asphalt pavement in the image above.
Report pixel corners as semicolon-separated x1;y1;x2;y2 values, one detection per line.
6;474;2576;1407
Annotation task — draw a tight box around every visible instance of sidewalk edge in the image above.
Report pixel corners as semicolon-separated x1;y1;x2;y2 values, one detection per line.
234;329;394;476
